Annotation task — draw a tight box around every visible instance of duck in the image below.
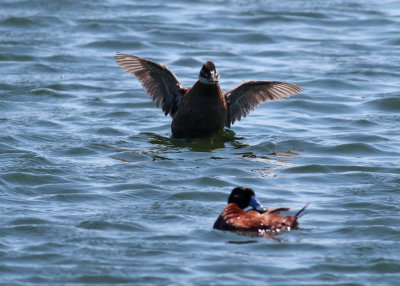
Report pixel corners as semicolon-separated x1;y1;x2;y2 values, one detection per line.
115;53;303;138
213;186;308;234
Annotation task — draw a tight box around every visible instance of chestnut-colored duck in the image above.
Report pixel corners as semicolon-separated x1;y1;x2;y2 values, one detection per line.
115;53;303;138
213;187;308;234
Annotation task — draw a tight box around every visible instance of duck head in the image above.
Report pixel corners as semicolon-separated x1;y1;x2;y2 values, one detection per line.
228;186;264;211
199;60;220;84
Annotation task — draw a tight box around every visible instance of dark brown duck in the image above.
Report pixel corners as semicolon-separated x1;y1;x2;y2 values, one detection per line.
116;54;303;138
213;187;308;234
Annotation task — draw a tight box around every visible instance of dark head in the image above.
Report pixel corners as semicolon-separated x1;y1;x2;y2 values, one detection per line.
199;60;220;84
228;187;264;211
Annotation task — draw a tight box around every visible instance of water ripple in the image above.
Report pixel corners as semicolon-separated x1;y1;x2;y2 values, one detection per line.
1;0;400;285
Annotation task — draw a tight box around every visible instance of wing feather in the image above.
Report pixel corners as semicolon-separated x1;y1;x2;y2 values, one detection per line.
115;53;188;116
224;81;303;127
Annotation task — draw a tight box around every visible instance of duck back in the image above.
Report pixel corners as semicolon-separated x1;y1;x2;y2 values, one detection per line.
213;204;299;233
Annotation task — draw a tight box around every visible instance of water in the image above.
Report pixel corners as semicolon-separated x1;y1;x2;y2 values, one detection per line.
1;0;400;284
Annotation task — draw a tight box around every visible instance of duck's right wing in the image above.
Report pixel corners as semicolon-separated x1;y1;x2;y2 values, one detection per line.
115;53;188;116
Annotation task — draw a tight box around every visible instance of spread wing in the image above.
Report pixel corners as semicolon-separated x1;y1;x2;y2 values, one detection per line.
115;53;188;116
224;81;303;127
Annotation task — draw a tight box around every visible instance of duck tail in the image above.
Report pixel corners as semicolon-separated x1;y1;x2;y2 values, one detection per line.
294;203;309;218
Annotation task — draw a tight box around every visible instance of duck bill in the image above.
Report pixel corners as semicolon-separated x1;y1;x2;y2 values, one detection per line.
249;196;264;212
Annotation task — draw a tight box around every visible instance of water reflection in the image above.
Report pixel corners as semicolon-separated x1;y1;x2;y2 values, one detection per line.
227;230;288;242
143;129;248;152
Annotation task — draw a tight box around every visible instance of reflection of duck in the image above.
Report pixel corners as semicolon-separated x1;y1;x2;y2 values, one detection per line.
116;54;303;138
213;187;308;234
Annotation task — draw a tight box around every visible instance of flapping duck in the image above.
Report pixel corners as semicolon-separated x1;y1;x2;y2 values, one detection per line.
213;186;308;234
116;54;303;138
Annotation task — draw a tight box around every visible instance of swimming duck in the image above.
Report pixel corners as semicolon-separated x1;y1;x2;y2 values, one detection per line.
115;54;303;138
213;186;308;234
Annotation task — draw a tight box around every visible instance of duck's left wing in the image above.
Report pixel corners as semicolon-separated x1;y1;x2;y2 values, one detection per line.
115;53;188;116
224;81;303;128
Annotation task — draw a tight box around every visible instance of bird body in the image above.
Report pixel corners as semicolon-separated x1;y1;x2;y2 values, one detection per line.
115;54;302;138
172;81;227;138
213;187;307;234
213;203;298;233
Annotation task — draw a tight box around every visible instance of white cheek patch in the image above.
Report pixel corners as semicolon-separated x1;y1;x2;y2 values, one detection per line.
199;75;217;85
211;70;220;81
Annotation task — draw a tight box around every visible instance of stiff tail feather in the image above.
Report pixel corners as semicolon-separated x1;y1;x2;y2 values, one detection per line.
294;203;309;218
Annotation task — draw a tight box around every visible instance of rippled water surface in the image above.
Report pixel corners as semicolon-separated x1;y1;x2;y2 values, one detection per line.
1;0;400;285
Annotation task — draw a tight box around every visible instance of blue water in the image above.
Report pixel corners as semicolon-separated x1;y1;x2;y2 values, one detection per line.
1;0;400;285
